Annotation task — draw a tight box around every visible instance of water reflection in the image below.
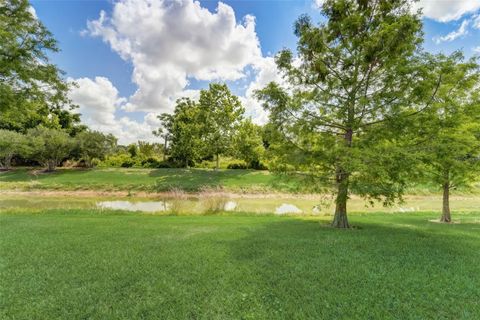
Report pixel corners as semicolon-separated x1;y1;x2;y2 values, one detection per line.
224;201;237;211
275;203;303;215
97;201;171;212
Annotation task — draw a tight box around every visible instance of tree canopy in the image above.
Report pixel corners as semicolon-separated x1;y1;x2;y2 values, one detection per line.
0;0;82;133
256;0;441;227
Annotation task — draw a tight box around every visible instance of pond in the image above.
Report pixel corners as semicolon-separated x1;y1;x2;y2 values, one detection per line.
2;192;480;215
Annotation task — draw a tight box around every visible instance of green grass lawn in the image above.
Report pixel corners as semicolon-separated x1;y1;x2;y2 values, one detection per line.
0;168;310;193
1;210;479;319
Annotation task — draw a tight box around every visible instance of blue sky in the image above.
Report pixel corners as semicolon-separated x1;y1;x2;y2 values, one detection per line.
30;0;480;144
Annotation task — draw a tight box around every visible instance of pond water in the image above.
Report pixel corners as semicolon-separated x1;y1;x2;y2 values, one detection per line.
2;193;480;215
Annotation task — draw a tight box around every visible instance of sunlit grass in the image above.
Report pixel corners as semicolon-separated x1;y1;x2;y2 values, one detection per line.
1;210;480;319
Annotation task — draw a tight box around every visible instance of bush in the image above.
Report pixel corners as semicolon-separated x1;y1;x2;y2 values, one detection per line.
101;153;138;168
249;160;268;170
140;157;174;168
227;162;248;169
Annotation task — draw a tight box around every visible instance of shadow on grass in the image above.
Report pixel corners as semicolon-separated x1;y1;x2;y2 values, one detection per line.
222;217;480;318
148;168;312;192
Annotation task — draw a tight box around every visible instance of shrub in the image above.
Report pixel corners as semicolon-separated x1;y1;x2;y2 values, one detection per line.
101;153;138;168
227;162;248;169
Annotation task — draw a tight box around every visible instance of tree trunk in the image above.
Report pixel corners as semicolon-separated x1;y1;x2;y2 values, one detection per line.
3;154;12;170
440;182;451;223
215;153;219;171
331;129;352;228
332;168;350;228
46;160;56;172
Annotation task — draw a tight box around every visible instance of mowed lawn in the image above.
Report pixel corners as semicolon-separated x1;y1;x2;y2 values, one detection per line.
0;168;309;193
1;211;480;319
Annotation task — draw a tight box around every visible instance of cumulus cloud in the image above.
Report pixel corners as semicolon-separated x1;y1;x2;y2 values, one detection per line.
474;46;480;54
240;57;284;125
434;19;470;43
413;0;480;22
69;77;160;144
86;0;262;113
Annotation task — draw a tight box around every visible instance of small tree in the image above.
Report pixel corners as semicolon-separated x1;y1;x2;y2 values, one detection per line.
414;53;480;222
27;126;74;171
165;98;203;168
232;119;265;169
198;83;244;170
75;130;117;167
153;113;173;161
0;129;28;169
256;0;440;228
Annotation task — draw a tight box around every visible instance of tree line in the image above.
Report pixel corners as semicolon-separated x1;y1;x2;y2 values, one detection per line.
154;83;265;170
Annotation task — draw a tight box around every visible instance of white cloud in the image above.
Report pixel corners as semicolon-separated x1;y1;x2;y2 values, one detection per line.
86;0;262;113
474;46;480;54
413;0;480;22
434;19;470;43
69;77;160;144
474;14;480;28
240;57;283;125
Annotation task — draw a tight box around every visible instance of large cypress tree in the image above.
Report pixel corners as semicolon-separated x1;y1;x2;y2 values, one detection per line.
256;0;442;227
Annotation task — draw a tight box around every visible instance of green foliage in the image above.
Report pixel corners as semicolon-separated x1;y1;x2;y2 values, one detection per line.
256;0;439;227
101;152;136;168
226;162;248;170
75;130;117;167
165;98;203;168
198;83;245;168
2;211;480;318
152;113;173;160
416;53;480;188
232;119;265;169
0;0;82;133
404;53;480;220
26;126;74;171
0;129;28;169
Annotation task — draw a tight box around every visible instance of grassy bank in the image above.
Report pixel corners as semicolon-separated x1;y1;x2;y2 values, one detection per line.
0;168;310;193
1;210;480;319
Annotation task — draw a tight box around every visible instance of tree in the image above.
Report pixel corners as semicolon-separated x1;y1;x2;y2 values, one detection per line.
232;119;265;169
27;126;74;171
164;98;202;168
0;0;81;132
153;113;173;161
198;83;244;170
75;130;117;168
0;129;28;169
413;53;480;222
256;0;440;228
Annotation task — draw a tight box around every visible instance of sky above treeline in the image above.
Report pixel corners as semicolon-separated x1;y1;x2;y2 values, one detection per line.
30;0;480;144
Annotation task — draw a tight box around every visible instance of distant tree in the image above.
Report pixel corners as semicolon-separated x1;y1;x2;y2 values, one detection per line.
0;0;81;132
0;129;28;169
127;144;138;158
198;83;244;170
137;141;164;159
75;130;117;168
153;113;173;161
256;0;441;228
165;98;203;168
413;53;480;222
232;119;265;169
27;126;74;171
